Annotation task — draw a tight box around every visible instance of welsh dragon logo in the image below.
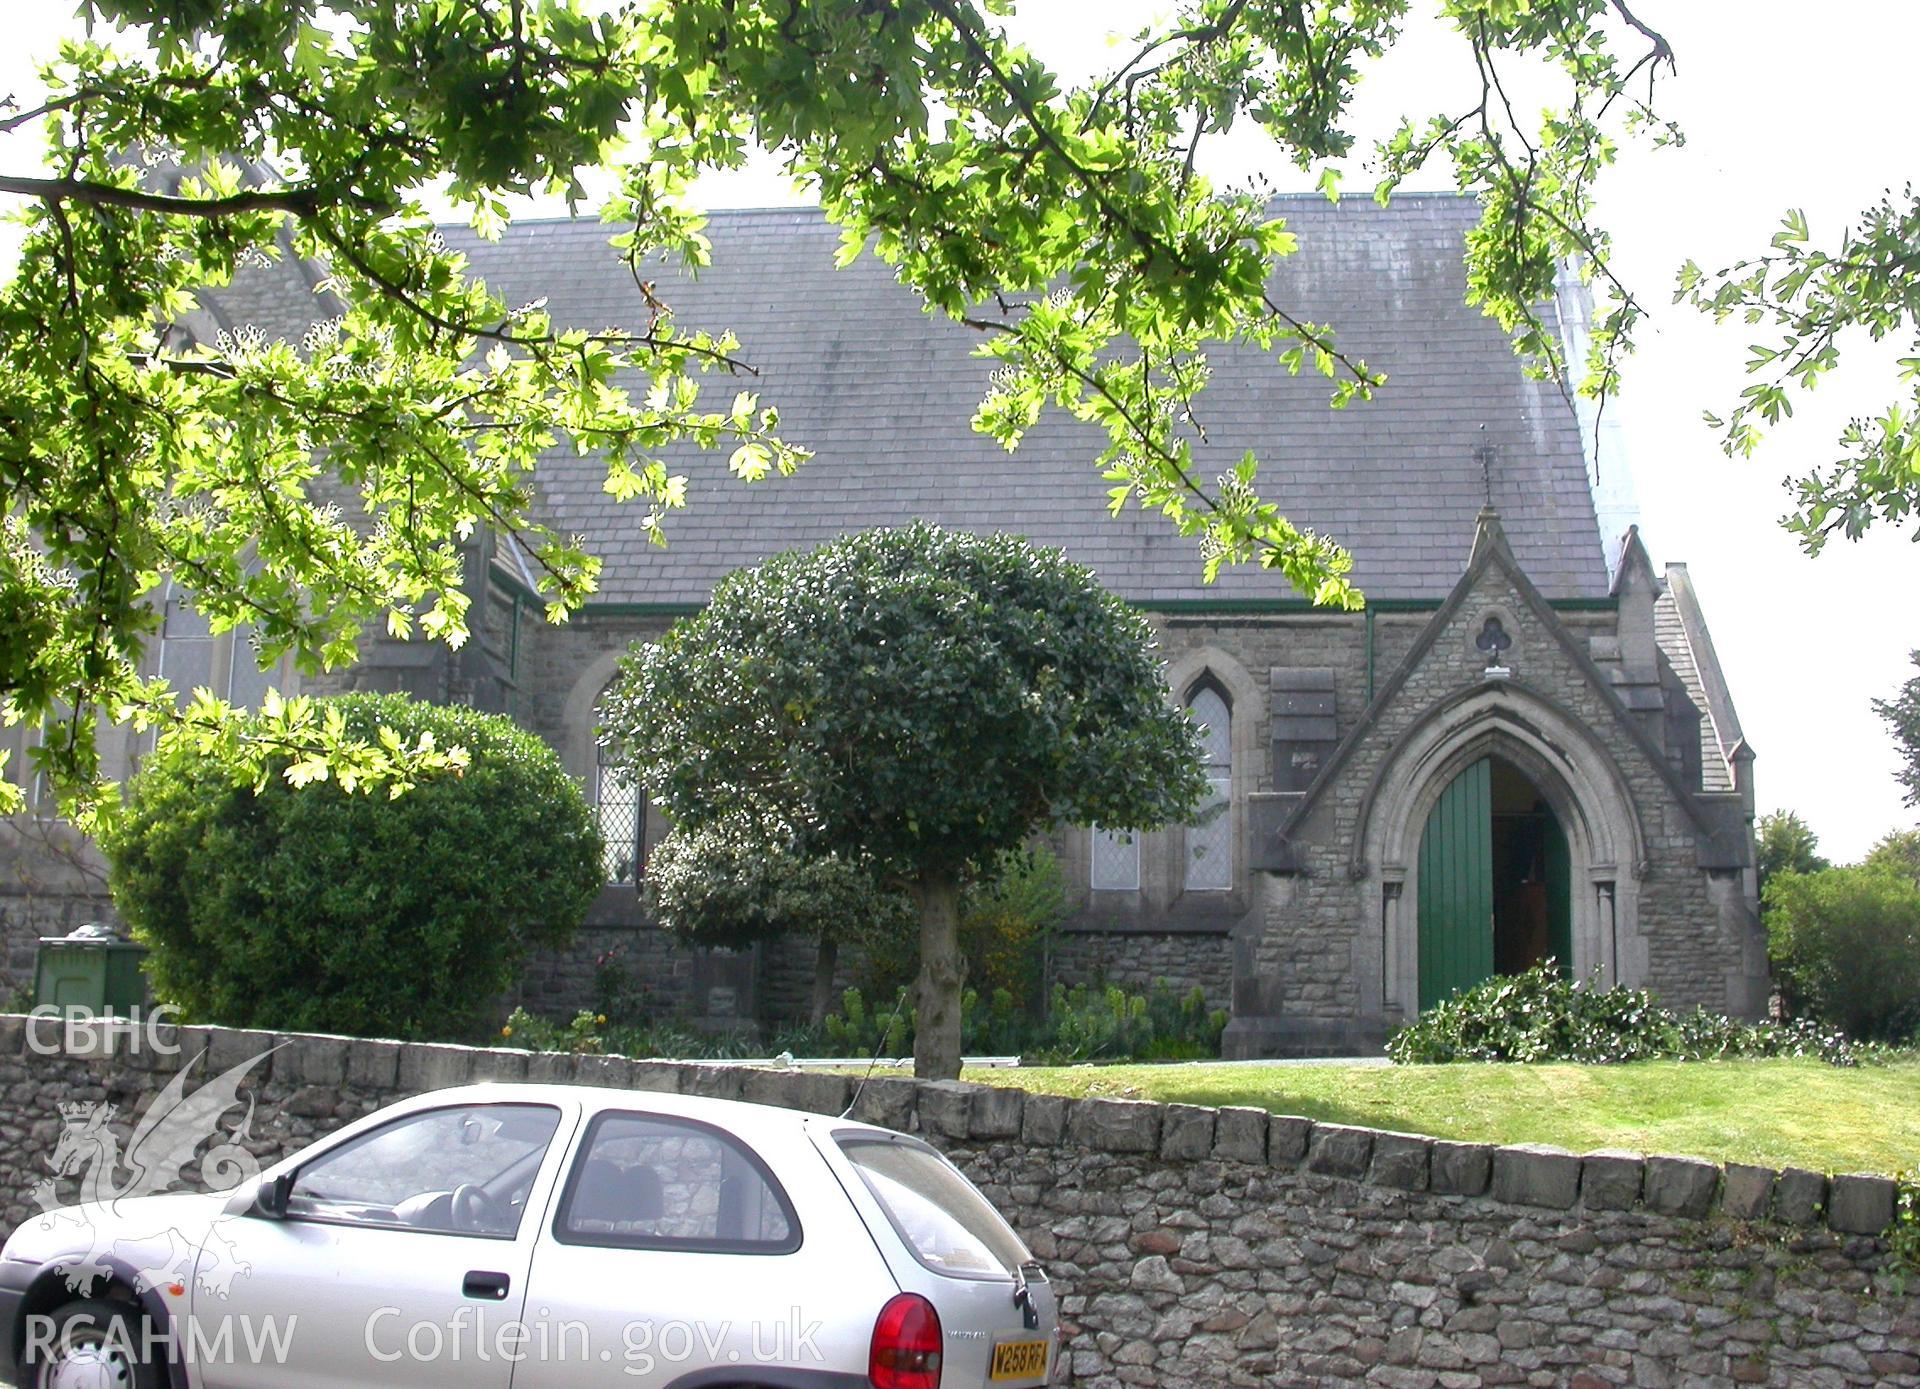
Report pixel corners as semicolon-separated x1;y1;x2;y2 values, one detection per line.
30;1044;279;1299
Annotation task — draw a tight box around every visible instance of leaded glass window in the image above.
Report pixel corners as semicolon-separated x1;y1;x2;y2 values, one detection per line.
1186;683;1232;891
226;629;275;709
157;585;214;697
596;735;641;884
156;581;278;711
1090;826;1140;891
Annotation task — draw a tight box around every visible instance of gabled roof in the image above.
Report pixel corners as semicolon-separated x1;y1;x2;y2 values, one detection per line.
1274;507;1730;860
1655;563;1749;791
200;194;1609;606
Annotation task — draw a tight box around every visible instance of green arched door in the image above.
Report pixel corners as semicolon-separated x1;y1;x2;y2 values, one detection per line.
1417;758;1494;1010
1544;807;1573;973
1418;756;1573;1010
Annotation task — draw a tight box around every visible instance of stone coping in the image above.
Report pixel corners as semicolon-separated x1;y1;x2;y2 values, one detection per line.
3;1016;1903;1239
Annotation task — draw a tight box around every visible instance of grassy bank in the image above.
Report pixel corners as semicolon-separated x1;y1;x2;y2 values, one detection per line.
966;1057;1920;1175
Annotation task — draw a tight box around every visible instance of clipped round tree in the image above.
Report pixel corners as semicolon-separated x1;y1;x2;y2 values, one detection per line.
645;816;915;1026
104;692;601;1040
603;522;1207;1078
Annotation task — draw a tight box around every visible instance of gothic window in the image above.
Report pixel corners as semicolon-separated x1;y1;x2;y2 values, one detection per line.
226;630;276;709
0;724;58;817
1185;680;1232;891
154;579;283;710
1089;825;1140;891
156;582;215;697
594;730;642;885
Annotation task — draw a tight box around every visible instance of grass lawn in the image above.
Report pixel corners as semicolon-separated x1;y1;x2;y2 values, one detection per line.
963;1057;1920;1175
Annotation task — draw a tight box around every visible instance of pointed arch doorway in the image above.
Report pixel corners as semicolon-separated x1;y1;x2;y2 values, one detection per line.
1416;755;1572;1009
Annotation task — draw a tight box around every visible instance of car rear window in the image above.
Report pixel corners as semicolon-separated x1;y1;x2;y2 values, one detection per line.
554;1111;799;1254
837;1136;1029;1280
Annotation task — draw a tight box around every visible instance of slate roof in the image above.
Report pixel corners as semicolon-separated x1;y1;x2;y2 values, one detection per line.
206;193;1610;605
1655;566;1745;793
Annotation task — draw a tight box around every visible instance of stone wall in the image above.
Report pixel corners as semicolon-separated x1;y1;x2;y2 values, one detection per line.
1;1020;1913;1388
517;923;698;1019
0;577;1759;1058
0;819;116;1000
1236;555;1766;1057
518;926;838;1034
1050;928;1234;1013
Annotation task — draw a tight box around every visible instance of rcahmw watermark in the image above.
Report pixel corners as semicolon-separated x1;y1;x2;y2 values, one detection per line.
25;1312;298;1366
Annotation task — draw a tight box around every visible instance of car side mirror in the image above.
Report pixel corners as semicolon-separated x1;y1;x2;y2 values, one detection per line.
254;1171;295;1220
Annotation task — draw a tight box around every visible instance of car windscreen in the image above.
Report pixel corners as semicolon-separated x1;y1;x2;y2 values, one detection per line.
837;1135;1029;1280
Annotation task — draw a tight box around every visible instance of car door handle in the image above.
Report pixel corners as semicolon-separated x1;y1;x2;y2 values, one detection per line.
463;1270;512;1301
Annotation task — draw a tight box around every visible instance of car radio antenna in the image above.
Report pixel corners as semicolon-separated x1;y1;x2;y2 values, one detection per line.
840;984;912;1121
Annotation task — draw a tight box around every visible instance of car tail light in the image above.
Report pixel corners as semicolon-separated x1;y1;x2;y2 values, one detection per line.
869;1292;943;1389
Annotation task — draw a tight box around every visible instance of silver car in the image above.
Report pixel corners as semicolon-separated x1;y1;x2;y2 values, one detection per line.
0;1082;1059;1389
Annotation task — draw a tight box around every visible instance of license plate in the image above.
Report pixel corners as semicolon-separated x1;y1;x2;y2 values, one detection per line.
989;1339;1049;1380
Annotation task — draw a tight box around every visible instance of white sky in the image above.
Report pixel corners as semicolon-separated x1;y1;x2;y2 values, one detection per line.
3;1;1915;859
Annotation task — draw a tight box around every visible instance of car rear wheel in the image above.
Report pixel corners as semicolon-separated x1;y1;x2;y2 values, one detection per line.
27;1297;166;1389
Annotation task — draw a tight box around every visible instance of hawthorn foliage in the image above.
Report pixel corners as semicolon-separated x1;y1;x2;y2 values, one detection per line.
1683;192;1920;552
1;0;1764;816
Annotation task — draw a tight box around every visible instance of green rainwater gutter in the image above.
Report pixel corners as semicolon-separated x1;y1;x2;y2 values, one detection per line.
489;563;1617;626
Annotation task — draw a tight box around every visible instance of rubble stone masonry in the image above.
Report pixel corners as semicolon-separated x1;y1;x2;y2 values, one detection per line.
0;1020;1912;1388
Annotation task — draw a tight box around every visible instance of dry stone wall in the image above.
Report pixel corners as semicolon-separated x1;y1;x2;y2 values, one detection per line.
0;1019;1913;1389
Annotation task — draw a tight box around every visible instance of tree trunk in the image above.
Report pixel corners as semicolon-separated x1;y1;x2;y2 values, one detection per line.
912;871;964;1080
809;935;840;1029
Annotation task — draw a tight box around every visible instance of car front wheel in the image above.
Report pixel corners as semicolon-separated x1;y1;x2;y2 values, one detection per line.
26;1297;166;1389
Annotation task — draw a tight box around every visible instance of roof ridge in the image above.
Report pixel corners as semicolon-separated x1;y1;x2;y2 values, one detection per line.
437;188;1485;235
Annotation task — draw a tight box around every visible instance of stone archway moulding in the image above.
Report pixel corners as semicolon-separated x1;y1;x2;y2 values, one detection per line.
1352;680;1648;880
1349;679;1652;1015
1162;644;1261;718
561;647;630;782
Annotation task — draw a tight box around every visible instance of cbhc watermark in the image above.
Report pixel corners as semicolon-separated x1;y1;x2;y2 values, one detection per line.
27;1004;183;1058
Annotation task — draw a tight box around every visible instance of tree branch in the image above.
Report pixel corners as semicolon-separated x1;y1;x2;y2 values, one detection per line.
0;172;357;218
1609;1;1675;71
